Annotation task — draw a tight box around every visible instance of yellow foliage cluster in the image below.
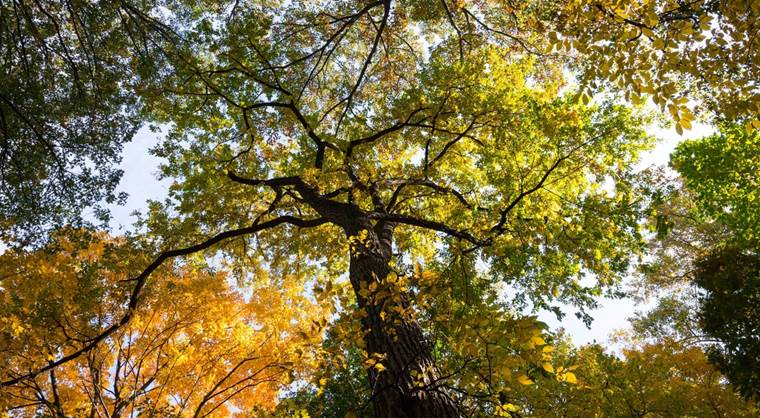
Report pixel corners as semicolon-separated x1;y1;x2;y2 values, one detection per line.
0;231;328;417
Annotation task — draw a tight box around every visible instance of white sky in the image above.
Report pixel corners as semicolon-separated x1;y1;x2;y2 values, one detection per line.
108;121;715;346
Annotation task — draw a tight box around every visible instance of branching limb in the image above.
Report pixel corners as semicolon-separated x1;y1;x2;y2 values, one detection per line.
346;106;429;157
243;100;338;169
385;178;475;212
461;7;544;56
368;212;488;246
490;130;612;232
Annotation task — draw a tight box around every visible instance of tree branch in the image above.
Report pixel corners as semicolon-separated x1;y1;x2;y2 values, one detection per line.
334;0;391;134
368;212;488;246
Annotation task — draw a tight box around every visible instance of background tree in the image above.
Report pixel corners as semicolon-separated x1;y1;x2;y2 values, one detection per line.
671;125;760;245
693;246;760;401
0;230;328;416
511;336;759;417
0;0;179;246
634;126;760;401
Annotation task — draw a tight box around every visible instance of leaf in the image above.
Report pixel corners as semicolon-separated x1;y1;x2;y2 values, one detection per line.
503;403;519;412
517;374;534;385
542;363;555;373
563;372;578;384
680;118;692;131
530;336;546;346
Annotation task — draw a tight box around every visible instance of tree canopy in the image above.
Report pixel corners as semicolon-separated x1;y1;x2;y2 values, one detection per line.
1;0;758;416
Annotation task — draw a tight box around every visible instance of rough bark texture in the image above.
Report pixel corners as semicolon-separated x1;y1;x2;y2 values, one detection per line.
257;177;459;416
348;223;460;418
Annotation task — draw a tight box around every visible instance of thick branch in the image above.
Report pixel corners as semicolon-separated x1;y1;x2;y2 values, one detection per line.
227;171;364;229
368;212;488;246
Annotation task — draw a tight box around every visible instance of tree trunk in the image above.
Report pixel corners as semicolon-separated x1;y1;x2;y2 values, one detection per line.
288;179;459;415
348;224;459;418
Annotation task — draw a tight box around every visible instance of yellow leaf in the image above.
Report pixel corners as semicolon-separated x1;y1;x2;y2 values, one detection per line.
374;363;386;372
530;336;546;346
503;403;519;412
542;363;555;373
563;372;578;384
517;374;534;385
681;108;696;121
680;118;692;130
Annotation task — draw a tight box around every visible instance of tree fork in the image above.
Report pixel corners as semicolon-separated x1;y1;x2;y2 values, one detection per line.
227;172;460;415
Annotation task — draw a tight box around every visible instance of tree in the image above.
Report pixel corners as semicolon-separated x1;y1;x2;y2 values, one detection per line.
0;230;328;416
511;337;759;417
671;125;760;245
667;127;760;400
2;1;759;416
693;246;760;401
635;126;760;400
140;28;650;417
0;0;171;246
630;169;726;347
555;0;760;125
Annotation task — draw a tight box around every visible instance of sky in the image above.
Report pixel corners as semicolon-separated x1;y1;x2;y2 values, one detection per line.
108;121;715;347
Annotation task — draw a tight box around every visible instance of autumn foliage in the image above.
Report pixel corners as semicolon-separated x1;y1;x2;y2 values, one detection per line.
1;0;758;416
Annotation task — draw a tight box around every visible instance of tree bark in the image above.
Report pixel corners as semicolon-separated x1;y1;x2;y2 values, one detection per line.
276;177;459;415
347;222;459;418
